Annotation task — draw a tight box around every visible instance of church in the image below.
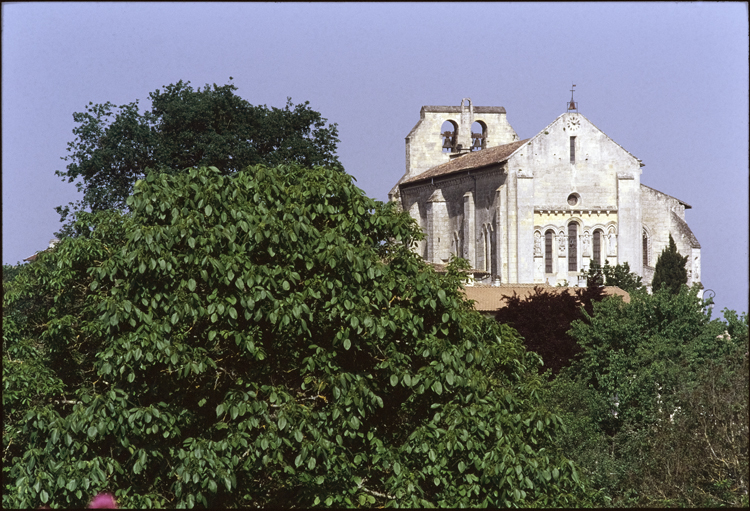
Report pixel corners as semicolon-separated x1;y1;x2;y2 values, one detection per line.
388;97;701;290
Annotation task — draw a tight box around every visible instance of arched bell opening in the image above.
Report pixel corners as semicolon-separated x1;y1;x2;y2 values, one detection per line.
471;121;487;151
441;120;458;153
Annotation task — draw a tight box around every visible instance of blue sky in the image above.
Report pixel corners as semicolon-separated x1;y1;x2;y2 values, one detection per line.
3;2;748;313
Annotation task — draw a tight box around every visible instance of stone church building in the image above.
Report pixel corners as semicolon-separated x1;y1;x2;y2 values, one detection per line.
389;98;701;289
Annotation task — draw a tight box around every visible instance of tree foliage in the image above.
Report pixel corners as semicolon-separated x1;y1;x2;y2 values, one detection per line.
494;286;607;377
585;261;643;293
546;285;749;506
55;80;342;228
4;164;594;508
651;234;689;294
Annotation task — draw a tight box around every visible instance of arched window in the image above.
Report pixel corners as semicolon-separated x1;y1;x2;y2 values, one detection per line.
441;120;458;153
471;121;486;151
592;229;602;266
570;136;577;164
643;229;649;267
545;230;554;273
568;222;578;272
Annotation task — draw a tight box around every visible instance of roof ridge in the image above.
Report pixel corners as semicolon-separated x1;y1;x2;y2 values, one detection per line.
400;138;529;186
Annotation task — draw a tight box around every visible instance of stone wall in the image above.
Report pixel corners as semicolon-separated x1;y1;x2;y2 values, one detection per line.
395;103;700;290
403;100;518;180
508;112;642;282
640;184;701;287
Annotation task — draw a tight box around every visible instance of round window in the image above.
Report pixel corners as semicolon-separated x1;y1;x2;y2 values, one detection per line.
567;193;579;206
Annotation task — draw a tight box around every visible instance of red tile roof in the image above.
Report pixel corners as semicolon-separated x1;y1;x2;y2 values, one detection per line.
401;139;529;186
463;284;630;312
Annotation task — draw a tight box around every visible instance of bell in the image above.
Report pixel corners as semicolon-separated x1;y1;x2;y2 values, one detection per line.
442;137;453;149
568;101;577;110
472;137;481;150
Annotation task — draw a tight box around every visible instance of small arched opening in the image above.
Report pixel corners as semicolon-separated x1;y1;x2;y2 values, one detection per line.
592;229;604;266
545;229;554;273
471;121;487;151
441;120;458;153
568;222;579;272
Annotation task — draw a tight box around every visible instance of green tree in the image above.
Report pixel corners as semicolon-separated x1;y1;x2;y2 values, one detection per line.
3;263;24;285
4;164;594;508
651;234;688;294
585;260;643;293
545;285;748;506
494;286;606;377
55;80;342;229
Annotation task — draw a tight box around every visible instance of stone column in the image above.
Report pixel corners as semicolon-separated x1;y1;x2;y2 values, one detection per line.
457;98;474;152
516;172;535;283
617;172;642;275
426;189;448;263
507;174;518;283
463;191;476;267
496;185;508;283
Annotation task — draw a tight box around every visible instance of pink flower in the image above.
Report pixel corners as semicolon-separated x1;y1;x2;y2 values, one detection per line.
88;492;118;509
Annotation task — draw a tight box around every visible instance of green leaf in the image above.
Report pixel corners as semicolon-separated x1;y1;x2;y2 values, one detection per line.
390;374;399;386
278;416;287;431
188;278;196;291
205;204;213;216
343;338;351;350
432;381;443;395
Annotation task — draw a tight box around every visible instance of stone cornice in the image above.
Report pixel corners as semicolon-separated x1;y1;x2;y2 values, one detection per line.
400;163;504;191
400;170;491;194
535;207;618;215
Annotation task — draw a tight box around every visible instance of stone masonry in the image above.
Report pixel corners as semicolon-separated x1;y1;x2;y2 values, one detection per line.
390;99;701;291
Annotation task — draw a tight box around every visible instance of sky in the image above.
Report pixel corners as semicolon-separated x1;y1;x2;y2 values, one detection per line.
2;2;748;314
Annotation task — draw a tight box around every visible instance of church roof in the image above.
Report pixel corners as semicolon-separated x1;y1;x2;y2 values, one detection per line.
641;183;692;209
670;210;701;248
400;138;529;186
463;285;631;312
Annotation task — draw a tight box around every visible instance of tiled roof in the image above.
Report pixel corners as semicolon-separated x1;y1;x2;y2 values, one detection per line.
463;285;630;312
401;139;529;186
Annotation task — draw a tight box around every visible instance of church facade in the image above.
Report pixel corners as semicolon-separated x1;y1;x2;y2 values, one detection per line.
389;99;701;289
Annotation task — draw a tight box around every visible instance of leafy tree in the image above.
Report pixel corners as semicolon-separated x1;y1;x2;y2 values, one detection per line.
650;234;688;294
545;285;748;506
55;80;342;229
585;260;643;293
494;286;607;376
3;263;24;285
4;164;594;508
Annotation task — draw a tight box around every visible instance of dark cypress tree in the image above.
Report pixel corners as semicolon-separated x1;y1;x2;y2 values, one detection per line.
651;234;688;294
